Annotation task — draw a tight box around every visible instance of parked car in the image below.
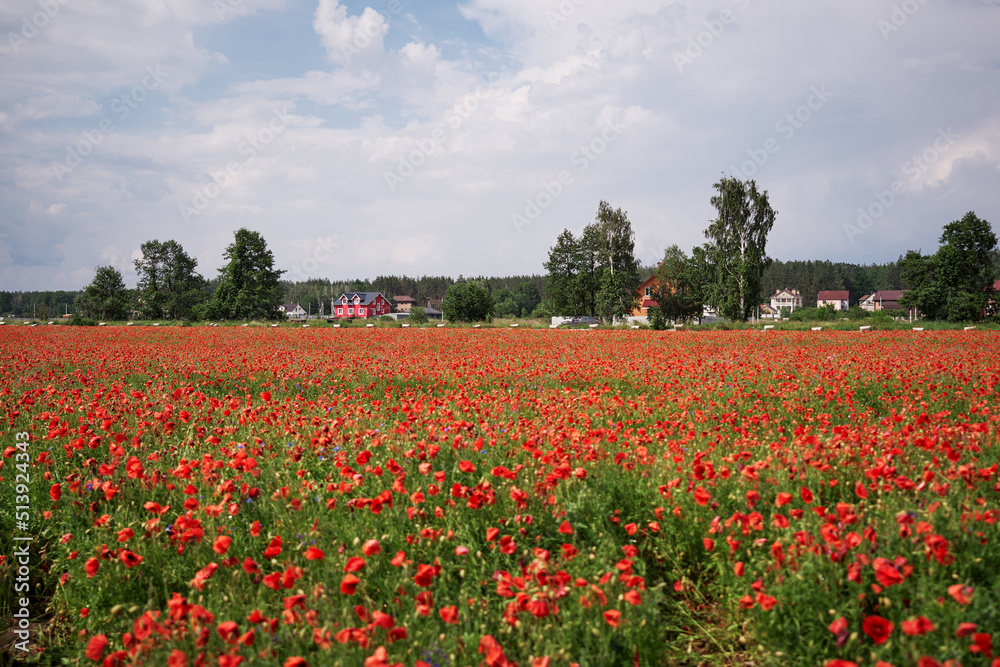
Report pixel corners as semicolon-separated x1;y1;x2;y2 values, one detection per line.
560;316;600;328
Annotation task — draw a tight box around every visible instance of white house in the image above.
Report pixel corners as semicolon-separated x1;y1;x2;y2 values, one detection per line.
769;288;803;313
816;290;849;311
279;302;307;320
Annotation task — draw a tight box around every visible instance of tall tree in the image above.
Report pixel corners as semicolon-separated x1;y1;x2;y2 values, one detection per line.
77;266;130;320
544;230;581;316
208;229;285;320
704;177;777;321
901;212;998;321
133;239;207;320
592;201;641;323
442;280;493;322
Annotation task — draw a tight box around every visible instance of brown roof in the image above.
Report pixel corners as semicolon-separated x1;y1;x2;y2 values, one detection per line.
394;295;417;303
817;291;849;301
872;290;905;301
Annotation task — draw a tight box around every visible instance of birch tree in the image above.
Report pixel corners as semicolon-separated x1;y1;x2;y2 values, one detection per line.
704;177;777;321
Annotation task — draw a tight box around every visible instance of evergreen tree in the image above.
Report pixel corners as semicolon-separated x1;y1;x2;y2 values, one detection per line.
207;229;285;320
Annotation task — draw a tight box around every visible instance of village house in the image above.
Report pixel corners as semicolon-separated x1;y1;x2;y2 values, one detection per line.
279;302;307;320
859;290;906;312
630;274;662;319
816;290;850;311
769;288;803;313
331;292;391;319
394;295;417;312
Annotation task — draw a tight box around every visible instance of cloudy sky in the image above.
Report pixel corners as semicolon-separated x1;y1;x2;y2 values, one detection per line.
1;0;998;290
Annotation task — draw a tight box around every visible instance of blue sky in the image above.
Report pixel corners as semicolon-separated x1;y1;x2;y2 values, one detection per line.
1;0;998;290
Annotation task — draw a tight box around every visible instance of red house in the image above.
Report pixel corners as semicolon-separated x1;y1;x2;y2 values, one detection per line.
332;292;391;319
631;275;666;317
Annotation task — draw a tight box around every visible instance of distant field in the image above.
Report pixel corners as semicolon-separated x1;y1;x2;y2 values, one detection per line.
1;328;997;666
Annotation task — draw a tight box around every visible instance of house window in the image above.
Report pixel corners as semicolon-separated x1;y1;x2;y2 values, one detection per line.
348;308;353;315
644;287;651;297
337;307;342;315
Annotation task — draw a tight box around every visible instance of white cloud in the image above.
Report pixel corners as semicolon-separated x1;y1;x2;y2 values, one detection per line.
1;0;999;288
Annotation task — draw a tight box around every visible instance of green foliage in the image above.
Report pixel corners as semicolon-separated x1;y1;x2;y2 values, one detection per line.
442;281;494;322
544;201;641;322
76;266;130;321
647;305;667;330
652;244;707;324
207;229;285;321
408;306;429;324
68;316;98;326
704;176;777;321
133;239;208;320
901;211;998;321
788;305;836;322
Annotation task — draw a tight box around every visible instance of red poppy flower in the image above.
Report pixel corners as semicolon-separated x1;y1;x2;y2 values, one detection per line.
304;547;324;561
862;615;893;645
361;539;381;556
947;583;973;605
956;623;978;638
340;574;360;595
439;605;459;624
85;557;99;578
85;634;109;661
969;633;992;657
213;535;232;555
217;620;240;642
603;609;621;628
901;616;934;636
345;556;365;572
119;550;143;568
50;483;61;502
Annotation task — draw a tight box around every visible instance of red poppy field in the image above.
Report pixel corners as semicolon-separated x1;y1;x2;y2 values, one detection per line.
1;327;998;667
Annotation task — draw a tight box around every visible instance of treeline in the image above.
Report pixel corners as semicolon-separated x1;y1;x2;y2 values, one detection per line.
281;275;547;319
0;291;79;319
760;259;907;307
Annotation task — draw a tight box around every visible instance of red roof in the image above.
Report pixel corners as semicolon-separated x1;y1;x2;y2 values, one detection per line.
641;299;657;308
817;291;849;301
